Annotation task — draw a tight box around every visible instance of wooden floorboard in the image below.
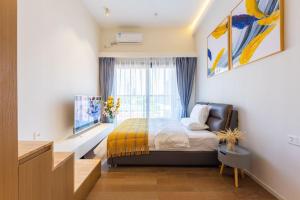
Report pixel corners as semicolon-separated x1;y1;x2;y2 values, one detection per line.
87;162;277;200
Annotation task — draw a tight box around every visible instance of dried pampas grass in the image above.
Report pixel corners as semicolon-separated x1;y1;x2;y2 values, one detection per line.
217;128;245;151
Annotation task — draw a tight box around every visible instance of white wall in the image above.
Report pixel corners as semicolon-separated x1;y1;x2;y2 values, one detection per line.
18;0;101;141
99;27;196;56
99;27;197;112
195;1;300;200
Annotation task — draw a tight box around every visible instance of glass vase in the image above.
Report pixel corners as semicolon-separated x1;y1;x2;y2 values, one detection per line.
107;116;115;123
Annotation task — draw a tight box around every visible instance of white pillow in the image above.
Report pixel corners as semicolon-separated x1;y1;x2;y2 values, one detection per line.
190;104;210;125
181;118;209;131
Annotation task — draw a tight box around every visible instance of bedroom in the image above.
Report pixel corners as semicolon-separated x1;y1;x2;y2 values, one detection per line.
1;0;300;200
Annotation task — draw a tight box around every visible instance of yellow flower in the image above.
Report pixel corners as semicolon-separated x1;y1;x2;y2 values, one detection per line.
106;98;114;107
116;98;121;111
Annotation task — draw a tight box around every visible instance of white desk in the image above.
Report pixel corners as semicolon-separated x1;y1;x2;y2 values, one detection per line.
54;123;114;159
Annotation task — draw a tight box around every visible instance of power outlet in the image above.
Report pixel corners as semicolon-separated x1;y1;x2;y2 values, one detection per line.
33;132;41;140
288;135;300;146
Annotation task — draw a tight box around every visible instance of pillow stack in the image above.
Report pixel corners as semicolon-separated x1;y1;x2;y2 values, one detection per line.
181;104;210;131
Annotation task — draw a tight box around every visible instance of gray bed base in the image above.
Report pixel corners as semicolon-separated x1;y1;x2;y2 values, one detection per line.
107;102;238;167
108;151;219;167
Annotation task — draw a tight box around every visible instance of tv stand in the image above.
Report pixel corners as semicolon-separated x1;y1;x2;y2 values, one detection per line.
54;123;114;159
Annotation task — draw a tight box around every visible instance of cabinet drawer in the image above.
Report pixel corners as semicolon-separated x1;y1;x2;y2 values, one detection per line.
19;150;52;200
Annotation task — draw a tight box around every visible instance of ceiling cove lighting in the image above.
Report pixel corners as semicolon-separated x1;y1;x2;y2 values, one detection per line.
189;0;214;33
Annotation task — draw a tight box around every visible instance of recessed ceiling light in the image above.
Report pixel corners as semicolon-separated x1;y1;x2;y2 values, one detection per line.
104;7;110;17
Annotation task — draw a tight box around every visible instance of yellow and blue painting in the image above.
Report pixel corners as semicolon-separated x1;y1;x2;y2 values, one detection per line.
231;0;283;68
207;17;230;78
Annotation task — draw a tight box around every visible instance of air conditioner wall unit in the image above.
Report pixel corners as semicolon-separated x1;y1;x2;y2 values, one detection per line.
115;32;143;44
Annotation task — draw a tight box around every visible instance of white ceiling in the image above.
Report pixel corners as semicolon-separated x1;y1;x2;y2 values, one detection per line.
82;0;206;28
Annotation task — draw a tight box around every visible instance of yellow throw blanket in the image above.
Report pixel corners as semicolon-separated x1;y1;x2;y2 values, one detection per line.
107;118;149;158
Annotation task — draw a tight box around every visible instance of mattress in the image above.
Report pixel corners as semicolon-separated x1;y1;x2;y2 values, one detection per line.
94;118;219;159
148;118;218;151
182;129;219;151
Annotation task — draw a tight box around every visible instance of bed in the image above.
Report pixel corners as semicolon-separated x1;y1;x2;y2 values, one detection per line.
95;102;238;167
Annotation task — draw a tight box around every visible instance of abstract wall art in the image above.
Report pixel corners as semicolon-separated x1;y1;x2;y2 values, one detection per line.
231;0;284;68
207;17;230;78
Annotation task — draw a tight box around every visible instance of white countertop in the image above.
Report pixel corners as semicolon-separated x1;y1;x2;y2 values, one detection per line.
54;123;114;159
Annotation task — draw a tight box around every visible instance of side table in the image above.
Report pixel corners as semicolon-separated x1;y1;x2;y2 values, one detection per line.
218;144;251;187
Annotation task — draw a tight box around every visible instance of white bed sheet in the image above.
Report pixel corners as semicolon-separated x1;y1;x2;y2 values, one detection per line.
94;118;219;159
148;118;218;151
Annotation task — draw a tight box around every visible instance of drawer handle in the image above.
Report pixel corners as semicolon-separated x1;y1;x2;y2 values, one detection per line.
220;151;227;155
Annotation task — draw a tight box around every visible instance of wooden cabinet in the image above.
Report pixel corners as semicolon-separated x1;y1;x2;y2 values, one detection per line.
18;141;53;200
52;152;74;200
18;141;100;200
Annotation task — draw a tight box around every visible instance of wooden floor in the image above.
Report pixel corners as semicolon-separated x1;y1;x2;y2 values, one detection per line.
87;163;277;200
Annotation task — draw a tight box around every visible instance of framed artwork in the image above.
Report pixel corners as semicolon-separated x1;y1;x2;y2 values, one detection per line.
207;17;231;78
231;0;284;68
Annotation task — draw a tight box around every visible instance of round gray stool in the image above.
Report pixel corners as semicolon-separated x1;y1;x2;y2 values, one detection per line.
218;144;251;188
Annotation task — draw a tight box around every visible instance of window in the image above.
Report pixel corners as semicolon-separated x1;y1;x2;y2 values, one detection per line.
113;58;182;122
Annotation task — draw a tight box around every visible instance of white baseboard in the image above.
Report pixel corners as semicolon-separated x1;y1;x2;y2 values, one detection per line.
245;170;286;200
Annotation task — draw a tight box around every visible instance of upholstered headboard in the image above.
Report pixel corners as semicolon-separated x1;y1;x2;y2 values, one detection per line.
197;102;238;132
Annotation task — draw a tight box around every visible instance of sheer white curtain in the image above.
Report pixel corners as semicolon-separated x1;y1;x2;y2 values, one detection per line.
113;58;181;122
149;58;182;119
113;58;149;121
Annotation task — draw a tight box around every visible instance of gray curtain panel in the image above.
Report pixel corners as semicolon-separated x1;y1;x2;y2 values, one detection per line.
176;57;197;118
99;57;115;101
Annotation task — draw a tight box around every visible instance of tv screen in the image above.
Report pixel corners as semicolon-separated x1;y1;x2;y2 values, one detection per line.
74;95;101;134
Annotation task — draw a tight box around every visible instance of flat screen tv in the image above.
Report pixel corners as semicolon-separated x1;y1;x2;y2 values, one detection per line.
74;95;101;134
